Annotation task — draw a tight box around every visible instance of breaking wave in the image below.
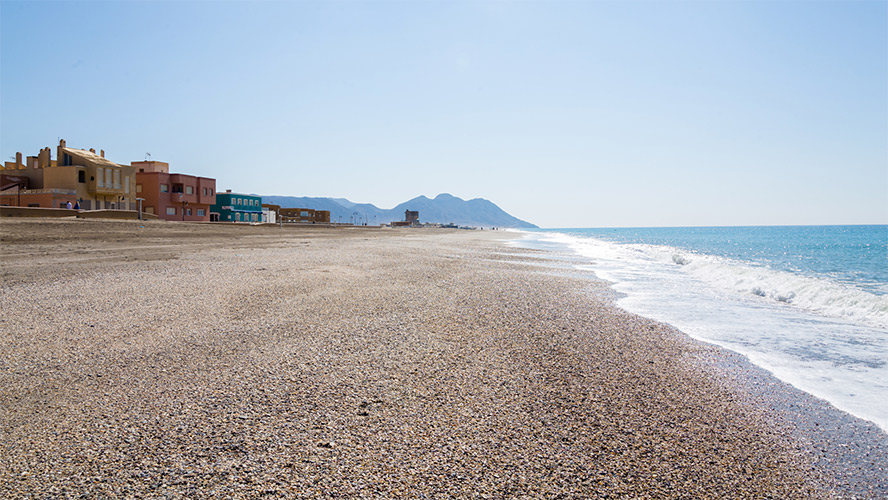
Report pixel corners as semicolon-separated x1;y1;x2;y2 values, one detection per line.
545;232;888;330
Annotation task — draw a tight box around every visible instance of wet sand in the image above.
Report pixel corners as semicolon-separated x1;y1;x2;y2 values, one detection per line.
0;218;883;498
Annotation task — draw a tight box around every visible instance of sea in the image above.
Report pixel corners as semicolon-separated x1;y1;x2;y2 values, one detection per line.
509;225;888;433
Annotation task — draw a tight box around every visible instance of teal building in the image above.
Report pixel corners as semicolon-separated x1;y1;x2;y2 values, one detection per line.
210;191;264;223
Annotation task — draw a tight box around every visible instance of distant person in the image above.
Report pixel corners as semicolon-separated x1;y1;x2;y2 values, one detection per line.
65;201;72;209
73;201;80;210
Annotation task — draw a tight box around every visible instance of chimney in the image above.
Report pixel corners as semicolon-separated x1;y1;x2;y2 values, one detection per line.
59;139;66;148
38;148;49;168
15;152;22;168
89;148;96;154
100;149;104;158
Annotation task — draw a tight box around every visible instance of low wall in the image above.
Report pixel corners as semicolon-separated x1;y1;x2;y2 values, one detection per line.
0;206;159;220
0;206;79;218
77;210;159;221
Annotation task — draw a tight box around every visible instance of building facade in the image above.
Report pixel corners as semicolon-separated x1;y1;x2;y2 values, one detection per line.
278;207;331;224
261;204;280;224
133;161;216;222
211;191;264;222
1;139;136;210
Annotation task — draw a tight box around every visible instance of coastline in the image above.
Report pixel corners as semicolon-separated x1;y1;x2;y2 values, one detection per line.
0;219;882;497
505;228;888;498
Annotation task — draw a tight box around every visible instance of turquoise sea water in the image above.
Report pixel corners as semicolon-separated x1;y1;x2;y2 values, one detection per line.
510;225;888;432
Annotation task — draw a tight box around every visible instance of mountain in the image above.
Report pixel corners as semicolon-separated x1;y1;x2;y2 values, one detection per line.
260;193;537;228
389;194;537;228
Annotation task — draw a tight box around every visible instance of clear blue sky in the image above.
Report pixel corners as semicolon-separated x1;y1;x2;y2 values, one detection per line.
2;1;885;227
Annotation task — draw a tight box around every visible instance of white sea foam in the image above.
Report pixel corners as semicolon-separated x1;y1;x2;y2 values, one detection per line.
511;231;888;433
543;232;888;330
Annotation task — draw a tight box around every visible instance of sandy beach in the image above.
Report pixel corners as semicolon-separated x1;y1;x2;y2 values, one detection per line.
0;219;883;498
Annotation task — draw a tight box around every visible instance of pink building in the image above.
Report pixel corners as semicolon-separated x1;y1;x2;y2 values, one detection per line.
133;161;216;221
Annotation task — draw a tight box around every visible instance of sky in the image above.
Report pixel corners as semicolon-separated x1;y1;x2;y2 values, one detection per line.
1;1;885;228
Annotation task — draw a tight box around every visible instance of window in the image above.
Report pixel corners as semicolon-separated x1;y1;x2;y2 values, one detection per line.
160;184;168;192
202;188;207;196
210;188;214;195
113;170;121;189
166;207;176;215
186;186;193;195
78;170;85;183
136;184;143;193
172;184;183;193
97;168;104;188
124;176;129;193
186;208;192;216
197;209;205;217
106;169;113;189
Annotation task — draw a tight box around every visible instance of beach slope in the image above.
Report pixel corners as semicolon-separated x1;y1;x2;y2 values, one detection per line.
0;220;832;497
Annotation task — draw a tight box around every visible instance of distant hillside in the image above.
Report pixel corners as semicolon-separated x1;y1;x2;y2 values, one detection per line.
260;193;537;228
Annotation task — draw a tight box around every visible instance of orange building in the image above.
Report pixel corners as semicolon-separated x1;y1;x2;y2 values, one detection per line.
278;207;330;224
1;139;136;210
133;161;216;221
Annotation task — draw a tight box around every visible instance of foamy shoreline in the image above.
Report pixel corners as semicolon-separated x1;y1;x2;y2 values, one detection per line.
505;228;888;497
0;219;883;498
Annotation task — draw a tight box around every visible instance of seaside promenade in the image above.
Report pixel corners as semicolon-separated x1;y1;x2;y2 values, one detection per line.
0;219;852;498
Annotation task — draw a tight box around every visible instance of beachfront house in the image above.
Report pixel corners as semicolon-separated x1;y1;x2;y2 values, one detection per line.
211;191;264;223
262;204;280;224
133;161;216;222
278;207;331;224
0;139;136;210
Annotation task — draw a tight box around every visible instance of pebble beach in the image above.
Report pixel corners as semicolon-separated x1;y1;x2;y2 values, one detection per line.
0;219;884;498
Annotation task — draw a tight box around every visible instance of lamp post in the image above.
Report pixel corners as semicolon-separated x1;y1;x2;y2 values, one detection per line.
182;200;188;221
136;198;144;221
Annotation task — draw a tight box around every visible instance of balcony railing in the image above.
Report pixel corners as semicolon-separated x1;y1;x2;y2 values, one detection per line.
20;188;76;195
